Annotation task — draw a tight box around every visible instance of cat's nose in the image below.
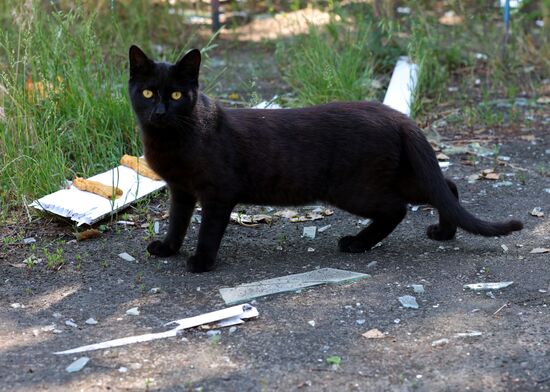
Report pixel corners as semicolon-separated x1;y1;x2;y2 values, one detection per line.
153;103;166;117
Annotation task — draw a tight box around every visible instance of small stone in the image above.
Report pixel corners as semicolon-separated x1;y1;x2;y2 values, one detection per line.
118;366;128;373
66;357;89;373
65;319;78;328
308;320;316;327
229;326;237;334
118;252;136;262
130;363;142;370
394;319;401;324
10;303;22;309
149;287;161;294
85;318;98;325
125;307;140;316
530;207;544;218
362;328;385;339
399;295;419;309
41;324;56;332
431;338;449;347
206;330;221;337
411;284;425;294
307;247;315;252
356;319;366;325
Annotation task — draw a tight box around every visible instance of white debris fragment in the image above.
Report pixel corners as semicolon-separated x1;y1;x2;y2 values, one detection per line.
302;226;317;240
307;247;315;252
126;307;140;316
206;330;221;337
530;207;544;217
229;326;237;334
530;248;550;254
501;244;509;253
118;366;128;373
431;338;449;347
153;221;160;234
358;219;371;226
399;295;419;309
362;328;386;339
308;320;316;327
65;319;78;328
464;282;514;291
23;237;36;244
85;318;98;325
318;224;331;233
454;331;482;338
10;303;23;309
149;287;161;294
53;312;62;319
411;284;425;294
118;252;136;262
41;324;56;332
366;260;378;269
66;357;89;373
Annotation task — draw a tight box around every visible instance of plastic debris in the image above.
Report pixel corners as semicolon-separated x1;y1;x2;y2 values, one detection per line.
308;320;316;327
23;237;36;244
219;268;369;305
399;295;419;309
149;287;161;294
501;244;509;253
302;226;317;240
383;56;418;117
118;252;136;262
464;282;514;291
85;318;98;325
230;212;272;227
153;221;160;234
66;357;89;373
356;319;366;325
229;326;237;334
126;307;140;316
362;328;386;339
206;330;221;337
54;304;258;355
10;303;23;309
118;366;128;373
431;338;449;347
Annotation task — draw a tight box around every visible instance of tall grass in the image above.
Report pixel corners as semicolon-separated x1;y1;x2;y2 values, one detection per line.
0;0;200;213
276;10;401;106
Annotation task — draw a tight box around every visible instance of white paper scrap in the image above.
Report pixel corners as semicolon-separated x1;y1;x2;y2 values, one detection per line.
30;164;165;226
54;304;258;355
464;282;514;291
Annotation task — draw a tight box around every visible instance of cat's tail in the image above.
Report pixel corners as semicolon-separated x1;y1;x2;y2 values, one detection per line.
402;124;523;237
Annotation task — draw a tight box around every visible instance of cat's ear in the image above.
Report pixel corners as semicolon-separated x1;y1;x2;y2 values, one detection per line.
129;45;153;76
175;49;201;83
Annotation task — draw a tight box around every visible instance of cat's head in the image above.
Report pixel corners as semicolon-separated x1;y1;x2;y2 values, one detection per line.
128;45;201;129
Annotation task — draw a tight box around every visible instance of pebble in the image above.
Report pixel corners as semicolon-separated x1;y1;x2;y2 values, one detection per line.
431;338;449;347
118;252;136;262
125;307;140;316
308;320;316;327
206;330;221;337
399;295;420;309
65;319;78;328
85;318;98;325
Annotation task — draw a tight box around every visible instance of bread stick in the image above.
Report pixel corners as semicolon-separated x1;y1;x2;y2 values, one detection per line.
73;177;123;199
120;154;161;181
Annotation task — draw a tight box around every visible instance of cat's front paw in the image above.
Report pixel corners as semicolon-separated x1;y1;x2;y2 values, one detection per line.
147;240;178;257
187;254;216;273
338;235;371;253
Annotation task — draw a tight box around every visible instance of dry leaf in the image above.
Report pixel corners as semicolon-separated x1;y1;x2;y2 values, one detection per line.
436;152;450;161
274;209;299;219
484;172;500;180
75;229;101;241
519;135;536;141
230;213;272;227
530;248;550;254
362;328;386;339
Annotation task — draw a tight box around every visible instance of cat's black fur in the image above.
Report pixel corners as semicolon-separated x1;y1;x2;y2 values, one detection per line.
128;45;523;273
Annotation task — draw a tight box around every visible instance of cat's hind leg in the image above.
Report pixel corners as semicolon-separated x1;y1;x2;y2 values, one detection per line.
426;179;459;241
338;200;407;253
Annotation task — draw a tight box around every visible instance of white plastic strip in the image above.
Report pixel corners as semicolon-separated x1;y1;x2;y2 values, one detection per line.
383;56;419;117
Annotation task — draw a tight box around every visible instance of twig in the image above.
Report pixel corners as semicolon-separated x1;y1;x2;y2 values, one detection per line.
493;302;509;316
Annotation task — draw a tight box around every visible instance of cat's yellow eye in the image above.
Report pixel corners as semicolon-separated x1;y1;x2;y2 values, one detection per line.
142;89;153;99
171;91;182;100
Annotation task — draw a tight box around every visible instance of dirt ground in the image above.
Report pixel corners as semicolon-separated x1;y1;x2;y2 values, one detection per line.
1;117;549;391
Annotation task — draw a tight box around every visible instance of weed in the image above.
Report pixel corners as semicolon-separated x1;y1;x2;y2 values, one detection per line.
44;247;64;270
100;260;108;268
134;272;143;284
326;355;342;368
515;170;528;185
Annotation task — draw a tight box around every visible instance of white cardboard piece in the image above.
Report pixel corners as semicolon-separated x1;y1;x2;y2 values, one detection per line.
54;303;258;355
383;56;419;117
30;164;166;226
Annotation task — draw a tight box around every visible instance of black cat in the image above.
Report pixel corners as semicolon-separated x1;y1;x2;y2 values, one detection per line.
128;45;523;273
